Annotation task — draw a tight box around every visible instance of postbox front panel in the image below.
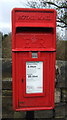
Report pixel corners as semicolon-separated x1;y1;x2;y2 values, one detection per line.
12;8;56;111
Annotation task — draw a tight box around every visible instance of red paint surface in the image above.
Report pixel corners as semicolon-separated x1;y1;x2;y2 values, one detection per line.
12;8;56;111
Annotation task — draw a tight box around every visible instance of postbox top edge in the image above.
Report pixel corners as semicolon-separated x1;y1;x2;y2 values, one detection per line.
12;8;56;14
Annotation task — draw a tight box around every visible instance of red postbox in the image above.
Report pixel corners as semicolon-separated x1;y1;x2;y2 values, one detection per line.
12;8;56;111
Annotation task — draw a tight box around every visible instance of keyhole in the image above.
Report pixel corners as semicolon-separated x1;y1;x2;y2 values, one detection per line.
22;79;24;83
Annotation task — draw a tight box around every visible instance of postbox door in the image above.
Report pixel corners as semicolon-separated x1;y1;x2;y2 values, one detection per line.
17;52;55;108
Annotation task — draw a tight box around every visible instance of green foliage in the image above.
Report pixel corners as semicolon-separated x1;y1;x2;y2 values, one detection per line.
2;33;12;58
56;40;67;61
0;32;3;41
3;34;8;38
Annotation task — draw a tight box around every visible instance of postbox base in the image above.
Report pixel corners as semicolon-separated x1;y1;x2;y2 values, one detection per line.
14;106;54;111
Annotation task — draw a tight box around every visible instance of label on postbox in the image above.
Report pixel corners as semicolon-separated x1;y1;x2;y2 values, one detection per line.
26;61;43;94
